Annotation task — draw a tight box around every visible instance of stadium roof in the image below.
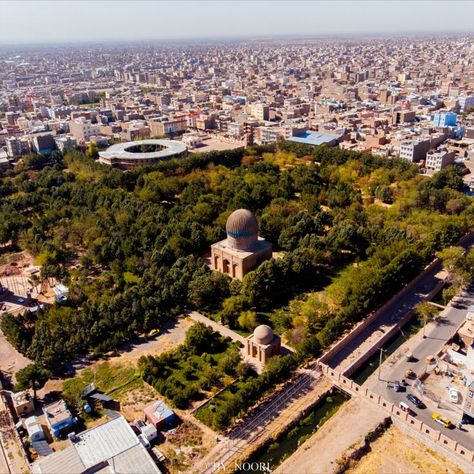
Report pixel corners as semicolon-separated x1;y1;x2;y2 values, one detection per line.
99;139;186;161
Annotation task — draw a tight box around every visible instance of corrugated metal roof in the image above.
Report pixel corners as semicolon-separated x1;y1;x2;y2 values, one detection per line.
31;440;54;457
32;416;161;474
73;416;140;469
31;445;85;474
109;444;161;473
90;393;113;402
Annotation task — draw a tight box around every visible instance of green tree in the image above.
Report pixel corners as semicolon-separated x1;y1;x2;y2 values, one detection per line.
437;247;474;288
415;302;439;338
86;142;99;159
238;310;258;332
15;363;51;401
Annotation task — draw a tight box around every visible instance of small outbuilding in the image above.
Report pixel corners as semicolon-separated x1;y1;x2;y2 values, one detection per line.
24;416;45;442
245;324;281;365
144;400;176;429
43;399;74;437
12;391;34;416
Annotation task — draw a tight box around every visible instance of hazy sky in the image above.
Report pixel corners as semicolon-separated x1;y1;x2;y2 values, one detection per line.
1;0;474;44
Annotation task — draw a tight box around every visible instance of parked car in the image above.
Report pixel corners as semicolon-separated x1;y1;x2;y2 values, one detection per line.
406;394;425;409
399;401;416;416
432;412;452;428
448;387;459;403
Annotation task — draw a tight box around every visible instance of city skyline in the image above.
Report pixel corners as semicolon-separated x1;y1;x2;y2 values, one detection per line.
1;0;474;45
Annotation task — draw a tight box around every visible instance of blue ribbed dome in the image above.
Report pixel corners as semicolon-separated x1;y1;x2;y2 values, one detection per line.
226;209;258;250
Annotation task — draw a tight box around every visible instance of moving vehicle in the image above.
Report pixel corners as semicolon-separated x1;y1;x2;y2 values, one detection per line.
406;394;425;409
146;329;160;338
432;413;452;428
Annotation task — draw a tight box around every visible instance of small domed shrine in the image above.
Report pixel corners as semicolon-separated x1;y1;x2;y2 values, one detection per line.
245;324;281;365
211;209;272;281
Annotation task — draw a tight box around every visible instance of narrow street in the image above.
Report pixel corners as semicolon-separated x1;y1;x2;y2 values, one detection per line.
365;284;474;448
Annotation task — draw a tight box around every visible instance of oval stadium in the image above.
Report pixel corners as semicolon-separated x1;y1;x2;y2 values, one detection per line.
98;139;187;169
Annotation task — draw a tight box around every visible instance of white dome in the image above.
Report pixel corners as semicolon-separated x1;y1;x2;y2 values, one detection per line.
253;324;274;345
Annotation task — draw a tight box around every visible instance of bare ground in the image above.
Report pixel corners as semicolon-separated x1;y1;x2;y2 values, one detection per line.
275;397;386;474
346;426;464;474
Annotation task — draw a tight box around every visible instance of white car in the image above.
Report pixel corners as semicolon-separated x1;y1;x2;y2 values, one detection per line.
448;388;459;404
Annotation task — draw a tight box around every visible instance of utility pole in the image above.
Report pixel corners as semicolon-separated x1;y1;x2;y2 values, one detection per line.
378;348;384;381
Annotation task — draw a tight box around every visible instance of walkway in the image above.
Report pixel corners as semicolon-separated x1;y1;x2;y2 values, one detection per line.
195;364;327;473
188;311;246;344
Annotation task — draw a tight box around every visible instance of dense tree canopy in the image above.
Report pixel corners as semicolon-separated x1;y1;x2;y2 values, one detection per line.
0;143;472;376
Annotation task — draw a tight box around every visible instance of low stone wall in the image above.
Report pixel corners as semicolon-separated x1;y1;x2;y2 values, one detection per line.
319;364;474;467
333;417;392;474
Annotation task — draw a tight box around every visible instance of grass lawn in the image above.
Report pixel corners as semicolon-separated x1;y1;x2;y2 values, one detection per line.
62;361;143;407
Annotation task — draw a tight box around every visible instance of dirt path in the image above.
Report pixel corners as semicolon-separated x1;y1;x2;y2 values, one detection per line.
275;397;386;474
188;311;245;343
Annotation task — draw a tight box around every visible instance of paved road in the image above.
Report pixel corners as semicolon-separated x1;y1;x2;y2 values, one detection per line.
327;233;474;371
188;311;246;344
328;262;445;370
366;284;474;448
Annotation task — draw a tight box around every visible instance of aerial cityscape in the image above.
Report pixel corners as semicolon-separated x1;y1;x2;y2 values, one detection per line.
1;1;474;473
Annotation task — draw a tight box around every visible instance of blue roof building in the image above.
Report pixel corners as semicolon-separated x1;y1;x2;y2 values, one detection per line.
432;112;457;127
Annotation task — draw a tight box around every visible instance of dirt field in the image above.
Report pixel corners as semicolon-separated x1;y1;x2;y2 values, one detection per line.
346;426;464;474
275;397;387;474
188;137;244;154
160;419;215;474
0;330;31;382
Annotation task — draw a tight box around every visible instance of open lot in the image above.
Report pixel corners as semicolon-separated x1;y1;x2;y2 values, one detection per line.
275;397;386;474
346;426;463;474
188;137;244;154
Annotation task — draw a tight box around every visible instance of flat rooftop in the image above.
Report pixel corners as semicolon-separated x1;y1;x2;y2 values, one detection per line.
288;131;342;146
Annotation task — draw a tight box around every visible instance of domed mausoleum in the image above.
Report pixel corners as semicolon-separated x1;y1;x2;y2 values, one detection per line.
211;209;272;281
245;324;281;365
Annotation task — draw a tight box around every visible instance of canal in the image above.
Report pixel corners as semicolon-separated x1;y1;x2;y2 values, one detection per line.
236;390;349;473
350;314;422;385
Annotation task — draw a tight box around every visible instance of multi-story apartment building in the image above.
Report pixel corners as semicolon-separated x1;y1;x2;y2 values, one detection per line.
5;137;31;158
69;118;99;143
425;150;456;173
399;139;431;162
432;112;457;127
31;133;56;154
458;95;474;112
149;116;187;137
248;103;269;121
54;135;77;152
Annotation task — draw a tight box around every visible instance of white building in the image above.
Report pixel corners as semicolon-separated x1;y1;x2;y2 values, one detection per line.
425;150;456;173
